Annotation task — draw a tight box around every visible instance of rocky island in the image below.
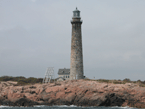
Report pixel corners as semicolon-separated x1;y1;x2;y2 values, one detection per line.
0;80;145;108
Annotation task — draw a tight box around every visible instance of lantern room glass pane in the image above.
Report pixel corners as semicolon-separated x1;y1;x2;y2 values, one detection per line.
73;11;80;17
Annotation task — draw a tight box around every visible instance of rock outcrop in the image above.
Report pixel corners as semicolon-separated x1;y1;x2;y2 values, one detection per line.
0;80;145;108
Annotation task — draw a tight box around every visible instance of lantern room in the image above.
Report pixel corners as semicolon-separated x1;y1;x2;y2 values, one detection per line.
73;7;80;18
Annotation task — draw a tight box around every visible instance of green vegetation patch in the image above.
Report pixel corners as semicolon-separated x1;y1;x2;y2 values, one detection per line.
0;76;43;85
84;78;145;87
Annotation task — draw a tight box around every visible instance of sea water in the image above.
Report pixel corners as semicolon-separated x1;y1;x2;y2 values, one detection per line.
0;105;140;109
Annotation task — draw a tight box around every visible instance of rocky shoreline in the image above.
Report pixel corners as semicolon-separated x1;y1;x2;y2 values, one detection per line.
0;80;145;108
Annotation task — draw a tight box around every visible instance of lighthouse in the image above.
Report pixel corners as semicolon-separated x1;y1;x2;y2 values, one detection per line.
70;8;84;80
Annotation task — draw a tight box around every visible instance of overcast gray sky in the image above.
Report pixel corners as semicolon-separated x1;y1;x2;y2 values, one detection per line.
0;0;145;81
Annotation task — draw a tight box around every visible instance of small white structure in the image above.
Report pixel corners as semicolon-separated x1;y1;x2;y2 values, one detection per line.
56;77;65;82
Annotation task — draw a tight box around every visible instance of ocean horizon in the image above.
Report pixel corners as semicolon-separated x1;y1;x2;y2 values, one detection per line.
0;105;141;109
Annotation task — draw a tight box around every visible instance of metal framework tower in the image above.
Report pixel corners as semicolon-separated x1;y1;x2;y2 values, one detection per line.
43;67;55;83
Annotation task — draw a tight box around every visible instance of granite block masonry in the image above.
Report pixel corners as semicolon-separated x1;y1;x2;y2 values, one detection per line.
70;8;84;80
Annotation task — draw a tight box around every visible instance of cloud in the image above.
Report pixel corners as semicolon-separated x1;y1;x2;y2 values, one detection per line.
31;0;36;2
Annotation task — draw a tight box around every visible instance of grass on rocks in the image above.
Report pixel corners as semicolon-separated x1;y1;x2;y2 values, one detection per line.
0;76;145;87
84;78;145;87
0;76;43;85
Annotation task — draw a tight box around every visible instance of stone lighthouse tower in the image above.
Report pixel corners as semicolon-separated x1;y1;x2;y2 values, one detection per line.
70;8;84;80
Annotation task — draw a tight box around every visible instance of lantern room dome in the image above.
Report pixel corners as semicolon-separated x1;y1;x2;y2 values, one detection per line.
73;7;80;12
